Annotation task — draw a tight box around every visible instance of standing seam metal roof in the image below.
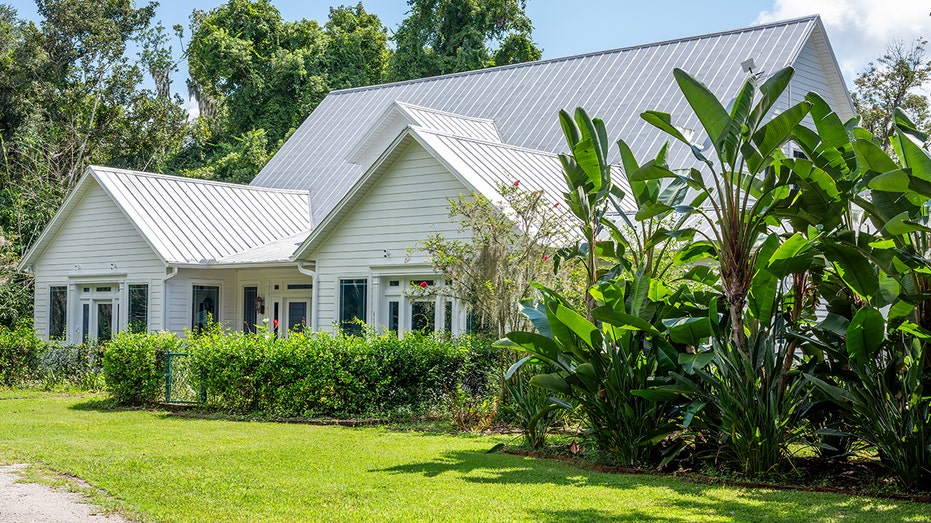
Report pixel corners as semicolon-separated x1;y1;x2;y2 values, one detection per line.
91;166;312;264
252;16;828;226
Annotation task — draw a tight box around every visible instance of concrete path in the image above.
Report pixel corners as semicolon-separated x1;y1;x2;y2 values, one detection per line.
0;464;129;523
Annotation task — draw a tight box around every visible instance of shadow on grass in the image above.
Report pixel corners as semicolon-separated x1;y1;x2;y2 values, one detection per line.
377;450;927;522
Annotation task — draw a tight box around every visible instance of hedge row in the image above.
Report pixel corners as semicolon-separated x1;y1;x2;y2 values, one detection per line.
102;329;501;418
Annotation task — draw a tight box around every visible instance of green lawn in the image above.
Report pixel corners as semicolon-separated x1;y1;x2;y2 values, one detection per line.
0;393;927;523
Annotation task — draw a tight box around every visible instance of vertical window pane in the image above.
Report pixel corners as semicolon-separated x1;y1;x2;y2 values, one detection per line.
192;285;219;332
49;286;67;340
411;300;435;332
288;301;307;333
97;302;112;342
444;300;453;332
128;285;148;333
339;279;367;335
82;303;89;343
243;286;257;333
388;300;399;332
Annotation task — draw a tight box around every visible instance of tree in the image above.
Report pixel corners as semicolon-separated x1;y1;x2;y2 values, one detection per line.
186;0;329;146
180;1;390;183
388;0;541;82
0;0;188;327
418;182;577;338
852;38;931;149
323;3;390;90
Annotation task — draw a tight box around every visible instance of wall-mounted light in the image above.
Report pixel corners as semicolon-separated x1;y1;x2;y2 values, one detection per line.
254;295;265;315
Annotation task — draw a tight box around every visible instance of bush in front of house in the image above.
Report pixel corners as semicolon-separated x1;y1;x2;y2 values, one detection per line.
188;328;499;418
102;331;180;405
0;319;44;386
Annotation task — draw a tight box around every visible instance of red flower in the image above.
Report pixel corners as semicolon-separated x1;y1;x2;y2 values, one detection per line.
273;319;279;329
513;180;520;187
542;255;549;261
419;280;428;288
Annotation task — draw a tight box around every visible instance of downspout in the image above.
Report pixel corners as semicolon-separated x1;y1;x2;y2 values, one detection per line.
296;262;318;331
161;265;178;332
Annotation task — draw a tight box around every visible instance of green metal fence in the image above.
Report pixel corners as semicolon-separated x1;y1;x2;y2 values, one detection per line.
164;352;205;404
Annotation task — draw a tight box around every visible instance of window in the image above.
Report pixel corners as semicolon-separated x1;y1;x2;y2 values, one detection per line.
288;301;307;333
128;285;148;333
339;279;367;335
444;300;453;332
82;303;90;342
388;300;399;332
49;286;67;340
286;283;312;290
97;302;113;342
411;300;435;332
243;286;257;333
192;285;219;332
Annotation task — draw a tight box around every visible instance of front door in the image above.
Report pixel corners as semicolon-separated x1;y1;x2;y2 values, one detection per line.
82;299;116;343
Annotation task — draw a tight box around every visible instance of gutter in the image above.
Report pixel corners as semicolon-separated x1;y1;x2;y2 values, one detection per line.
296;262;319;331
161;265;179;332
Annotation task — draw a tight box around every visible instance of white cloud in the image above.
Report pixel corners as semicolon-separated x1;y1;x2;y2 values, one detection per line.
755;0;930;84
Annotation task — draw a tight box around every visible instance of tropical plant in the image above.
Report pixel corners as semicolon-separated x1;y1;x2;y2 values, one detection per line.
638;67;814;351
806;309;930;489
501;362;560;449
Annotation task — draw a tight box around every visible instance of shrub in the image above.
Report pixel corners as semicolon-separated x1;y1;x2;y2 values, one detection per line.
0;319;44;386
38;343;105;390
188;328;499;418
102;332;180;405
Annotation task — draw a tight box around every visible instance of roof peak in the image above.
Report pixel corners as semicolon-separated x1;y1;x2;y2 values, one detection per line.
330;15;820;96
89;165;309;195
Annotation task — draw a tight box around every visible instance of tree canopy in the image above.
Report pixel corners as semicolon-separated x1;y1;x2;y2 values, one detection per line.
389;0;541;82
852;38;931;148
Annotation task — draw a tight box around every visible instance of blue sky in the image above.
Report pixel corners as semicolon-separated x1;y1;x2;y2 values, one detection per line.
6;0;930;97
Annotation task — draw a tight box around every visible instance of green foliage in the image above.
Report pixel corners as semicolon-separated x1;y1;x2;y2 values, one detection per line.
389;0;541;81
0;319;44;386
806;321;930;490
852;38;930;149
188;328;498;418
669;333;812;476
500;275;685;467
38;343;105;390
419;182;579;338
323;3;391;90
501;362;559;449
102;332;179;405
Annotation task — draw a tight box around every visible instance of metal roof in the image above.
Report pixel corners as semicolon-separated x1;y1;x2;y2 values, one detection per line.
254;15;842;225
91;166;312;265
293;126;627;259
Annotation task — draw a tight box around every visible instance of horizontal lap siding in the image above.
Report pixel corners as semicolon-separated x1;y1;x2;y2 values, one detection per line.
32;183;165;338
314;142;470;332
165;268;237;334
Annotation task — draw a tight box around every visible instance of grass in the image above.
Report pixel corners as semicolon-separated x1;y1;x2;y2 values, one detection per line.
0;393;928;522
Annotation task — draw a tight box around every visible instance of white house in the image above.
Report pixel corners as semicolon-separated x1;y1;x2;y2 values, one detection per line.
19;15;854;343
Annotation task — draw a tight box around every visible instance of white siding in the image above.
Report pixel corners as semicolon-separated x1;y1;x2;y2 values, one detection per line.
312;141;470;332
32;182;165;341
165;268;237;334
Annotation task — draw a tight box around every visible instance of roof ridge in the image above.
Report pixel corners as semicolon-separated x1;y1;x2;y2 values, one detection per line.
89;165;310;196
412;127;561;159
330;15;819;96
396;102;497;124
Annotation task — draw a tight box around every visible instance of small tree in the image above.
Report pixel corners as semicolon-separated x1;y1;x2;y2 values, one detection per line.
853;38;931;150
419;182;577;338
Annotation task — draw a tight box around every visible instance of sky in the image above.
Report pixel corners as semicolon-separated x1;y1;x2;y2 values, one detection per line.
6;0;931;101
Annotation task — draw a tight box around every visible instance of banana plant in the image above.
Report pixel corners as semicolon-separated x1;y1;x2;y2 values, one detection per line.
497;274;687;466
638;67;813;351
